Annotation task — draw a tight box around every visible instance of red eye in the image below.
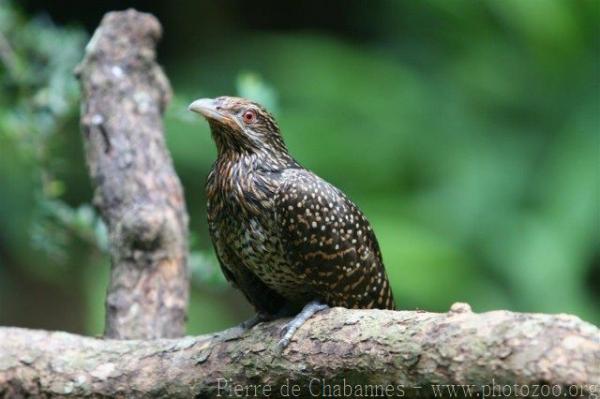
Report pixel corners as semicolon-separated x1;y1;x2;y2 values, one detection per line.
242;110;256;124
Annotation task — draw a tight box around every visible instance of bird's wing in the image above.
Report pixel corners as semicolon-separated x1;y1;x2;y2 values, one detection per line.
274;169;395;310
207;170;290;316
209;226;290;316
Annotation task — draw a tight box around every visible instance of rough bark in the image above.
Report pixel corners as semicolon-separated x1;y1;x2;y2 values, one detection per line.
0;306;598;398
75;10;189;339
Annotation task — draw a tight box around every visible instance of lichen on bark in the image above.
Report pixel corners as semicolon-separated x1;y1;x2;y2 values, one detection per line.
0;307;598;398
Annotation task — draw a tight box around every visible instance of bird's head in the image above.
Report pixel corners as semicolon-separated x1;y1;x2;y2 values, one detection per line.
189;96;288;157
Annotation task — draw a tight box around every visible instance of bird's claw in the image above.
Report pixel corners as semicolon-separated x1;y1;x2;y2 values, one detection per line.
277;322;294;349
238;312;271;331
277;336;291;350
278;322;290;336
274;300;329;352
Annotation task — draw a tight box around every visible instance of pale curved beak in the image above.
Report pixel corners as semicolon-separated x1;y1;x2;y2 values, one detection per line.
188;98;242;130
188;98;221;119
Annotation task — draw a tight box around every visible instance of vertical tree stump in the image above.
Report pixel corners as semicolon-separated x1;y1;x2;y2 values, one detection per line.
75;10;189;339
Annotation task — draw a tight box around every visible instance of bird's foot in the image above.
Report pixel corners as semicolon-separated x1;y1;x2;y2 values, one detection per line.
239;312;273;330
220;312;273;341
277;300;329;350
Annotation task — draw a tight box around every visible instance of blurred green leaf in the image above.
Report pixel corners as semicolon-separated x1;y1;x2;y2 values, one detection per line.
236;72;279;113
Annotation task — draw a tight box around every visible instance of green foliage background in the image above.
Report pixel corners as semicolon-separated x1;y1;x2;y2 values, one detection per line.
0;0;598;334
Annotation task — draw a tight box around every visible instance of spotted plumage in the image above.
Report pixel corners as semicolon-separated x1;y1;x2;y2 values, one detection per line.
190;96;395;327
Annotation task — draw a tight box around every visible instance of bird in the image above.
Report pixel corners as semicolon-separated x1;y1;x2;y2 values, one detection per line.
189;96;395;348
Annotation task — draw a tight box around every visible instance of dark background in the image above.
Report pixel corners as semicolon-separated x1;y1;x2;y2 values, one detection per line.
1;0;598;335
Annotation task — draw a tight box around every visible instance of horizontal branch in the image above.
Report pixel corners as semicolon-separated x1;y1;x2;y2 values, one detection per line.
0;305;598;398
